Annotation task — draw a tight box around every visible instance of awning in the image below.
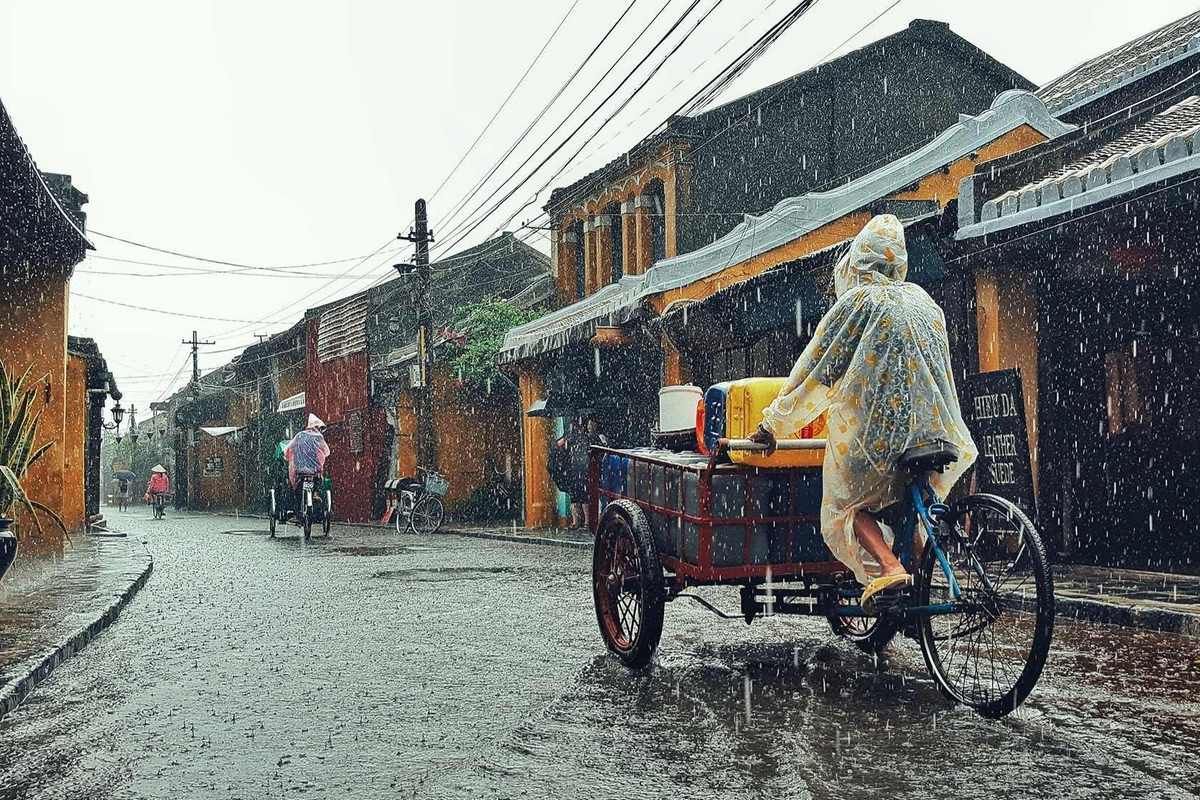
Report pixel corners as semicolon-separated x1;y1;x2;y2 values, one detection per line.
200;426;243;438
277;392;305;413
498;275;644;364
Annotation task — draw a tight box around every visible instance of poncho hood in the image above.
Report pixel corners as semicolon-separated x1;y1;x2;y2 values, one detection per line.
834;213;908;298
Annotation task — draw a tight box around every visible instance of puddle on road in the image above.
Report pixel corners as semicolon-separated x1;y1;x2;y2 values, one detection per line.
334;545;431;557
371;566;514;582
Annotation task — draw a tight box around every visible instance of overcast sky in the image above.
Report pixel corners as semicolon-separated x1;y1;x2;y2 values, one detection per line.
2;0;1196;418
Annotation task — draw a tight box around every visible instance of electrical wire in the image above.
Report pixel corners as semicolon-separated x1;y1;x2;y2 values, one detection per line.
425;0;583;209
432;0;644;243
430;0;692;250
87;230;377;272
439;0;815;255
71;291;262;324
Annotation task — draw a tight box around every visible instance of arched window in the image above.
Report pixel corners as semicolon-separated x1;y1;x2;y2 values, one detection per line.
607;202;623;282
570;219;585;301
645;179;667;264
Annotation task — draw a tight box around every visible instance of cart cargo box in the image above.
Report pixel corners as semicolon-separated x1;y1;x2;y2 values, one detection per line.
724;377;827;468
593;446;833;580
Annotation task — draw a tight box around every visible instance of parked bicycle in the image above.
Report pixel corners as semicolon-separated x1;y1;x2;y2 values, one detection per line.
391;467;449;535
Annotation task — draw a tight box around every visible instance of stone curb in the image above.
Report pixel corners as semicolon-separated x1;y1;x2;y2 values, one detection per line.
0;544;154;721
1054;592;1200;637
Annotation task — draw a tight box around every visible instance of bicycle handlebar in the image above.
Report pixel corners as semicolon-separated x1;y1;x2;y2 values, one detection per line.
718;437;828;451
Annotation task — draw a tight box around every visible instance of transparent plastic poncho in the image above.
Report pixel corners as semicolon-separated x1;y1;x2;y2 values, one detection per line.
761;214;978;584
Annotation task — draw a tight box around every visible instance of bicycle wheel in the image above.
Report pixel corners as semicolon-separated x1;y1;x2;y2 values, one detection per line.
915;493;1054;718
412;496;444;535
592;500;664;668
322;491;332;536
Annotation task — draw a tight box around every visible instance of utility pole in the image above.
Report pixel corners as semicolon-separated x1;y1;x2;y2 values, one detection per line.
181;330;215;509
398;199;437;471
183;330;216;394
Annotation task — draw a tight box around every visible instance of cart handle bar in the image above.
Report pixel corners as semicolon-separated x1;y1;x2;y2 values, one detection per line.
718;437;827;452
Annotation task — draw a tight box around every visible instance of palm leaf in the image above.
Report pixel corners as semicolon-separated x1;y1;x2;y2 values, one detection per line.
29;499;67;543
0;464;43;537
24;440;53;471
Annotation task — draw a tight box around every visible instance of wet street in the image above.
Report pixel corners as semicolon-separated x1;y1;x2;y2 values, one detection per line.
0;512;1197;800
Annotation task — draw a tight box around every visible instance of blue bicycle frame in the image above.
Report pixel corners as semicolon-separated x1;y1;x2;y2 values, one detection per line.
835;477;962;618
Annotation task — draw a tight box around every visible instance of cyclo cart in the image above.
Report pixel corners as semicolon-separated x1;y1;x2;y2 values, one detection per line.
268;441;333;540
588;437;1055;718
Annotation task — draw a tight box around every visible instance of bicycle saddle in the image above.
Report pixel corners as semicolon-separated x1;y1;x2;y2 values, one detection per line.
897;440;960;473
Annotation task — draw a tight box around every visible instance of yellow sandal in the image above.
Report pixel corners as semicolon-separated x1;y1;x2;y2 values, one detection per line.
861;573;912;614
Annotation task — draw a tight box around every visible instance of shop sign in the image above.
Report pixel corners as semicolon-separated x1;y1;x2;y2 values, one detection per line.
962;368;1037;523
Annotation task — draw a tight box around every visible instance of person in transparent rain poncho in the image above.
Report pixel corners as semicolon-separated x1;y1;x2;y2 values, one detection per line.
749;214;977;611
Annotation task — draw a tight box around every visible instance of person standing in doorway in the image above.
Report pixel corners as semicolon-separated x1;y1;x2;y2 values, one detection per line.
567;413;608;532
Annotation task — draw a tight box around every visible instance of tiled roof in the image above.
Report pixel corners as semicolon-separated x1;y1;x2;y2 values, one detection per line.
960;96;1200;238
637;90;1071;301
1037;11;1200;114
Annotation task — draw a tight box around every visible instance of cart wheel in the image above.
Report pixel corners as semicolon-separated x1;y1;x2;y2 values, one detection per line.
915;494;1054;718
269;492;276;537
827;594;898;655
269;514;276;537
592;499;664;669
412;496;444;535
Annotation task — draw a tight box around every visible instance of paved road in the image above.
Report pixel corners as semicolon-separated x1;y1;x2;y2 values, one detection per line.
0;511;1197;799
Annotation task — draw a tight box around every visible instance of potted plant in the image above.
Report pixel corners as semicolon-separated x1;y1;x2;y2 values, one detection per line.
0;358;64;581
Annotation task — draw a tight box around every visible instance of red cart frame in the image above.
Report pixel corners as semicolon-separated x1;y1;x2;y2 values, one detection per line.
587;445;847;588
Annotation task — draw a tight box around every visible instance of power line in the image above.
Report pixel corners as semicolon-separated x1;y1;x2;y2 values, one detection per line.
71;291;261;323
492;0;821;245
431;0;644;243
425;0;583;209
88;229;377;272
432;0;718;258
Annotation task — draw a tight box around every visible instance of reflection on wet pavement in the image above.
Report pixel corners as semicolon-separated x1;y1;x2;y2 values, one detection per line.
0;512;1196;799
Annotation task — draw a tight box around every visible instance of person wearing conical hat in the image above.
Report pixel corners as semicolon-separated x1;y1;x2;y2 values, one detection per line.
144;464;171;513
750;214;977;613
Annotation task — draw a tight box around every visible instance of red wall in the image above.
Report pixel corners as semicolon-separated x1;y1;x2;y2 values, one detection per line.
305;318;386;522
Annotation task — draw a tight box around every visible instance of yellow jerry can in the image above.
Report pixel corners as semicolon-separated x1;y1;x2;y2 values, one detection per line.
726;377;827;468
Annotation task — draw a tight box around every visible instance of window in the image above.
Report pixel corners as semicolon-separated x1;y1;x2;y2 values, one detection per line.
608;203;623;282
1105;348;1144;435
646;180;666;264
571;220;585;301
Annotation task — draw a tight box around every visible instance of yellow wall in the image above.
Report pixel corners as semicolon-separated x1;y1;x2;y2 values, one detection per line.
63;354;88;531
0;275;69;553
975;270;1040;489
393;371;521;513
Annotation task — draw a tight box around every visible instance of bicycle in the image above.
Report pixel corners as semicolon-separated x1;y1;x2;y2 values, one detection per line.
151;493;171;520
393;467;449;535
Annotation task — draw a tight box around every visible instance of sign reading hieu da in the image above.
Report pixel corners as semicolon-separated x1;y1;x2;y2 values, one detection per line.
962;368;1037;523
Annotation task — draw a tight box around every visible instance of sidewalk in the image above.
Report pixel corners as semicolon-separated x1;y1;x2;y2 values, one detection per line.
0;531;153;720
1052;563;1200;636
